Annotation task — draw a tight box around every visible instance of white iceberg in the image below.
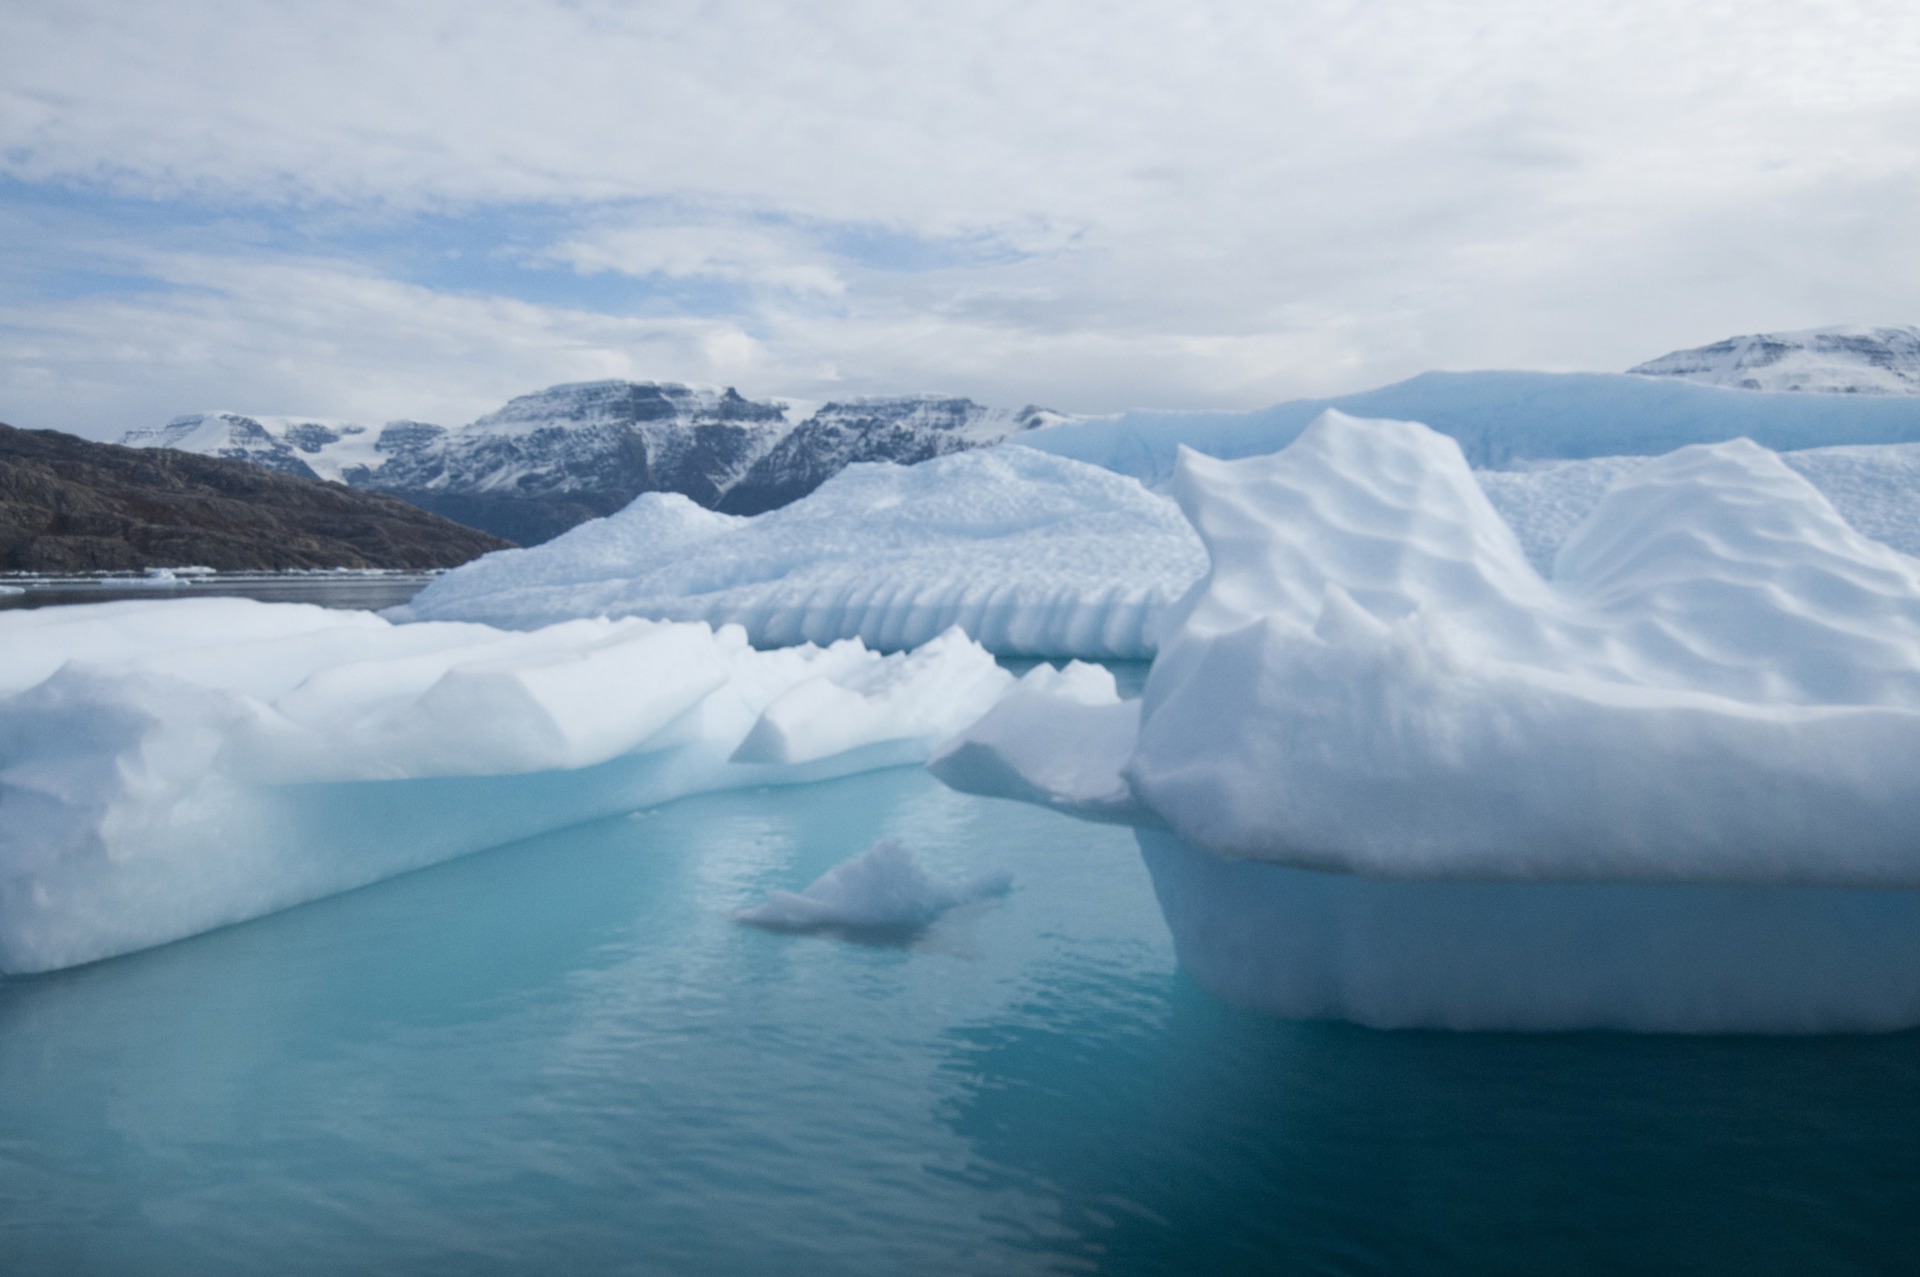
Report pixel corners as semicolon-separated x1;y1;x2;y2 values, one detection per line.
932;410;1920;1032
0;599;1011;973
737;838;1010;934
395;447;1206;659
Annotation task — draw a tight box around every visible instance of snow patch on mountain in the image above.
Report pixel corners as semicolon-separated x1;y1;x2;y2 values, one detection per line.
119;412;388;484
1629;325;1920;395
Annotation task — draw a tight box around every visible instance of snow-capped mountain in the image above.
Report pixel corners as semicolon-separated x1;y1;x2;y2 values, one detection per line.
119;412;389;483
121;381;1061;542
718;397;1067;515
1629;325;1920;394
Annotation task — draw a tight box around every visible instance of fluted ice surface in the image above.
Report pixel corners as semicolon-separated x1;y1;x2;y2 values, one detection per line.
395;447;1206;659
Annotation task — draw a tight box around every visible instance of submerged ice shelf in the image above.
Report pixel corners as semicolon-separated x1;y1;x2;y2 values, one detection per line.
0;599;1010;972
933;409;1920;1032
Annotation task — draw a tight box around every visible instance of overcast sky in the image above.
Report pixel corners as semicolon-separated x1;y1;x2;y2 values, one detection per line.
4;0;1918;438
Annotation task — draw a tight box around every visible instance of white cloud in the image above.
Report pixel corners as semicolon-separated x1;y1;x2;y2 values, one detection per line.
3;0;1919;433
0;250;771;433
542;221;846;296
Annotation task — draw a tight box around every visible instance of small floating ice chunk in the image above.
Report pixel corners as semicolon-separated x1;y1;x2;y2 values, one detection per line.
738;839;1010;934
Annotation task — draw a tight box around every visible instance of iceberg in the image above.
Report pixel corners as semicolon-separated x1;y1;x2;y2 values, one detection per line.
0;599;1011;973
932;409;1920;1032
395;447;1206;659
736;838;1011;934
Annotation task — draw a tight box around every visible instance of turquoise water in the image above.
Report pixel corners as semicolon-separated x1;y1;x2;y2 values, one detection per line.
3;767;1918;1275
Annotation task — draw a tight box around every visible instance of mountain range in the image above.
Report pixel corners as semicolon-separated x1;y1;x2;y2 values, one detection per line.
1628;325;1920;395
114;325;1919;545
121;385;1064;544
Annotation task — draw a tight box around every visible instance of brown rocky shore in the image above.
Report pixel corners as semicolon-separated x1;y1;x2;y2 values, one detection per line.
1;422;513;572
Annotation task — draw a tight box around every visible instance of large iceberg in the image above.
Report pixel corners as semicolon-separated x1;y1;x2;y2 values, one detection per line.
0;599;1010;973
396;446;1206;659
933;410;1920;1032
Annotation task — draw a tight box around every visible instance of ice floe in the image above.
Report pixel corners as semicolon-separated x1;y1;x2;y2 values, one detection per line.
0;599;1010;973
395;447;1206;659
932;409;1920;1032
737;838;1010;934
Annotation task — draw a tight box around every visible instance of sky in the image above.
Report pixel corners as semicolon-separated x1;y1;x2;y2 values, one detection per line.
3;0;1918;440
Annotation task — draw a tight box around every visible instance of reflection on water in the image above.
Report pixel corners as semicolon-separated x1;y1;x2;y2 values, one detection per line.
1;769;1915;1275
942;974;1920;1275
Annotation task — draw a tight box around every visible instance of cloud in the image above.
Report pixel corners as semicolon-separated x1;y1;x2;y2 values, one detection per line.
2;0;1918;434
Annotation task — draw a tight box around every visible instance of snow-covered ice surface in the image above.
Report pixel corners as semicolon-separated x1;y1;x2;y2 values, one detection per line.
0;599;1011;973
932;409;1920;1032
396;447;1206;659
736;838;1011;934
1477;443;1920;573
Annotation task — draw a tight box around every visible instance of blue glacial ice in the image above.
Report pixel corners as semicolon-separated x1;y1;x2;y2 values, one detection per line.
932;409;1920;1031
0;600;1011;973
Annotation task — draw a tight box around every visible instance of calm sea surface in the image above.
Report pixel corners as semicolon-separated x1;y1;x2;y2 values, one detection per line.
2;764;1917;1275
0;572;436;613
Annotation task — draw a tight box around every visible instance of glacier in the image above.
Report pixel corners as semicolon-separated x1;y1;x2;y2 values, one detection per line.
0;599;1011;973
395;446;1207;659
1023;369;1920;485
931;409;1920;1032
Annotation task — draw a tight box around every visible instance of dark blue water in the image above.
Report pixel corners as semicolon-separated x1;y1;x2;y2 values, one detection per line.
2;768;1917;1275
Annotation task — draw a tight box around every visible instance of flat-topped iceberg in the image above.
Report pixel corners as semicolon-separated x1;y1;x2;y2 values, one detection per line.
933;410;1920;1032
395;447;1206;659
0;599;1010;973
